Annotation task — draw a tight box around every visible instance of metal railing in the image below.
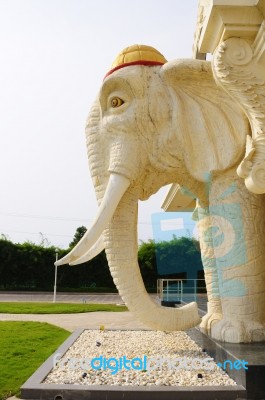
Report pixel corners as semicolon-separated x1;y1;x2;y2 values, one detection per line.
157;279;206;304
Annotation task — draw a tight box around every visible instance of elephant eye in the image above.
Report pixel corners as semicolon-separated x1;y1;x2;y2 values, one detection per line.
110;97;124;108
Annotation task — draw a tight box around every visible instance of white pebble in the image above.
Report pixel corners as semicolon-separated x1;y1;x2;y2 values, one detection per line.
44;330;237;387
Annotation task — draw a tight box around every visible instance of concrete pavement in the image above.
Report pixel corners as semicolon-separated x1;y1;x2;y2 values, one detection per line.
0;311;150;332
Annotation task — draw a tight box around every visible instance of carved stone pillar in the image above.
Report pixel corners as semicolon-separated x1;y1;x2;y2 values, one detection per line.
213;32;265;193
194;0;265;194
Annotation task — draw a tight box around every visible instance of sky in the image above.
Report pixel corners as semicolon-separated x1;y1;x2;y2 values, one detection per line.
0;0;199;249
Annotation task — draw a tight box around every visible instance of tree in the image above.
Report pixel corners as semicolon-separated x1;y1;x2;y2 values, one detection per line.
155;236;202;277
69;226;87;248
137;237;204;290
138;240;157;289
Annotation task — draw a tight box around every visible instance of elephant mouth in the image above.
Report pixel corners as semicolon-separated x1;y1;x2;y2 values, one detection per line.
55;173;130;266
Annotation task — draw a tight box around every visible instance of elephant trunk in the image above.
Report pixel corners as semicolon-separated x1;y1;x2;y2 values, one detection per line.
57;100;200;330
104;187;201;331
56;101;131;267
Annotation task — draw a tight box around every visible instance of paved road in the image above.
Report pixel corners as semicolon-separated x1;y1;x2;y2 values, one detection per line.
0;291;207;310
0;291;208;316
0;291;126;303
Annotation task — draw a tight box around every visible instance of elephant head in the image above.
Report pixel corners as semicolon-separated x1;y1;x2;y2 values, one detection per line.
56;45;249;331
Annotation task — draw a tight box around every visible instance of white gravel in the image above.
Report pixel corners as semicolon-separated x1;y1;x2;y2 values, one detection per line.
44;330;237;387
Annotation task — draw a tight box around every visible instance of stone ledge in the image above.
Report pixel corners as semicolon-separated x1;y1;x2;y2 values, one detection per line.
188;328;265;400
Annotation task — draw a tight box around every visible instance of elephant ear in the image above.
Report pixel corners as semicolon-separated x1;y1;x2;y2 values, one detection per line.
160;59;250;182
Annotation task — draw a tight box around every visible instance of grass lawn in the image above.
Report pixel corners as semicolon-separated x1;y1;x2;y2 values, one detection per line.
0;302;128;314
0;321;70;400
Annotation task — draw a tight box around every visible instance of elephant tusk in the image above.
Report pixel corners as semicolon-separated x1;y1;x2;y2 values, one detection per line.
69;235;105;265
55;173;130;266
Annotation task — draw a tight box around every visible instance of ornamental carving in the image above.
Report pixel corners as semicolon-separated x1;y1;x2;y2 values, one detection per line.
212;28;265;194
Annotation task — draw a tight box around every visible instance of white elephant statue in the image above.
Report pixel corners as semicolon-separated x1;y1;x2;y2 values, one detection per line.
56;45;265;343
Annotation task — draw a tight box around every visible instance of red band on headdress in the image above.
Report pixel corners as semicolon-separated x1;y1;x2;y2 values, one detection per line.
104;60;165;79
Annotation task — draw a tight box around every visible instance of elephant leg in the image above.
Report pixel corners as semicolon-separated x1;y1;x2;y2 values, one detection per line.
206;170;265;343
200;270;223;334
196;204;223;335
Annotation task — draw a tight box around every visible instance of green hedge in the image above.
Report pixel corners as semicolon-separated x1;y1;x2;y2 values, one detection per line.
0;237;203;292
0;239;115;291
